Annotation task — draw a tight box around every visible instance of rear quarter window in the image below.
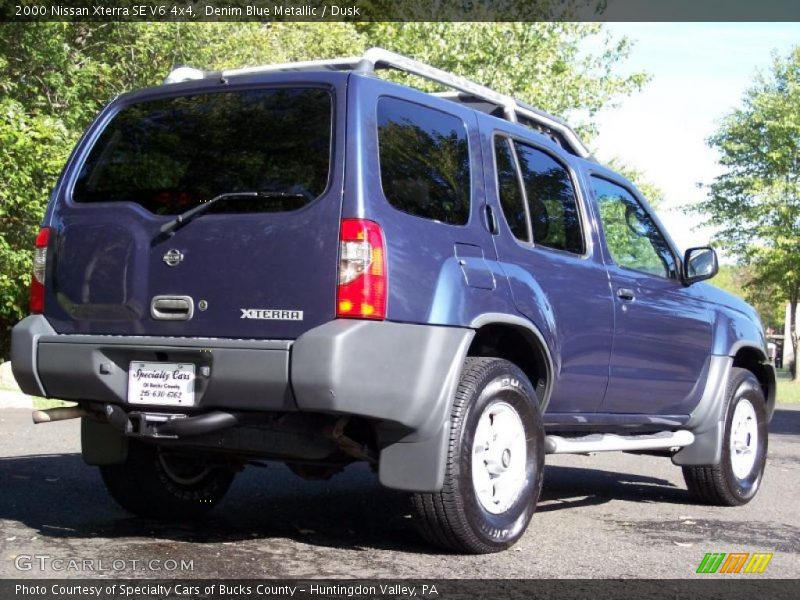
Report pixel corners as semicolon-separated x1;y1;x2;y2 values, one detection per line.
72;87;332;215
377;97;470;226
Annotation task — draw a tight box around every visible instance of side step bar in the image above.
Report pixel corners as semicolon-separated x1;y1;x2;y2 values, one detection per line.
545;431;695;454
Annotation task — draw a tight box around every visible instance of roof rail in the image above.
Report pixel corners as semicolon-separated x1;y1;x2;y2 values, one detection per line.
164;47;592;159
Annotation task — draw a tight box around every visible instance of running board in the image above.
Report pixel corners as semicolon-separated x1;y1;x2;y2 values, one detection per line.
545;431;694;454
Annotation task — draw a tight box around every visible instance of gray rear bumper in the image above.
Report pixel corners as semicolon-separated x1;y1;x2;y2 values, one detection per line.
13;316;294;412
12;315;473;491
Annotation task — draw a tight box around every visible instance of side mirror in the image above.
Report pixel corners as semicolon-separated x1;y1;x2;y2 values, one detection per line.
683;247;718;285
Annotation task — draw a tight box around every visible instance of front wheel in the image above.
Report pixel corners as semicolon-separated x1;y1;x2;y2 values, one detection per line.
410;357;545;553
100;440;235;520
683;367;768;506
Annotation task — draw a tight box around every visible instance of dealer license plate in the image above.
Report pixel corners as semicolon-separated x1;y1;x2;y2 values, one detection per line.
127;362;196;406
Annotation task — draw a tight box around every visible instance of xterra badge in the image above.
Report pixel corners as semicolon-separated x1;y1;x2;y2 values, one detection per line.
240;309;304;321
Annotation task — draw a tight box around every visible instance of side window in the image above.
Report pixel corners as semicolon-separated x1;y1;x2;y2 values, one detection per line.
377;97;470;225
494;137;528;240
591;176;677;279
493;136;585;255
515;142;584;254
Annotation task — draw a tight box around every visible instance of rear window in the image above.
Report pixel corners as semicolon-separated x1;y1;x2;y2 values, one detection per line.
377;97;470;225
73;88;332;215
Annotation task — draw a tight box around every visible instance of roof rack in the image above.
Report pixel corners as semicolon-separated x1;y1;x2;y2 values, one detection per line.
164;47;592;159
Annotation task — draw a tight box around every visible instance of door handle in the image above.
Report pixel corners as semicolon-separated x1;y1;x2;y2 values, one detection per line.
617;288;636;301
151;295;194;320
485;205;499;235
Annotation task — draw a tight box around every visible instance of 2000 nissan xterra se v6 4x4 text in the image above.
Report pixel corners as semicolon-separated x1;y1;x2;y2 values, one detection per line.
12;48;776;554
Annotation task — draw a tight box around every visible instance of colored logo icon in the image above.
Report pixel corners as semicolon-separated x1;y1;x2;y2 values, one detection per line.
696;552;773;574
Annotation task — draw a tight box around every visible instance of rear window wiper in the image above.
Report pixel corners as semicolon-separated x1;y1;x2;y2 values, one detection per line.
158;191;308;236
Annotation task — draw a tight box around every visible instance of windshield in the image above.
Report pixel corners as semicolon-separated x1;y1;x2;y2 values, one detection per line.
72;87;333;215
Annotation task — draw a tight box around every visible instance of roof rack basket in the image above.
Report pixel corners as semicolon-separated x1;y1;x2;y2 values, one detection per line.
164;47;591;159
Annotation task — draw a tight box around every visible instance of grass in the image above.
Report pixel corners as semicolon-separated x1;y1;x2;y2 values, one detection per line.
31;397;77;410
776;368;800;404
0;381;74;410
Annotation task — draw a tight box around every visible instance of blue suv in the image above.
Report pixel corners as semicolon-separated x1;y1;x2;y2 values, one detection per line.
12;49;776;553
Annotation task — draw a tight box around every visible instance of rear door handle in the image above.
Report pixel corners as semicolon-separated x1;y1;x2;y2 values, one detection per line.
151;295;194;320
617;288;636;301
485;205;499;235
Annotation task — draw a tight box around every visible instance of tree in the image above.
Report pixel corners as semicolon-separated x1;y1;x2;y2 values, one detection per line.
359;22;648;139
605;158;664;208
0;22;647;358
0;97;69;352
0;23;364;358
693;46;800;378
710;265;784;333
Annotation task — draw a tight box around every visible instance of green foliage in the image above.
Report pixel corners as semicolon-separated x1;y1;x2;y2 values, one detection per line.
693;46;800;377
597;196;667;277
359;22;648;138
710;265;784;332
0;97;69;355
605;158;664;209
358;0;603;22
0;21;647;357
0;23;364;356
776;369;800;404
710;264;739;294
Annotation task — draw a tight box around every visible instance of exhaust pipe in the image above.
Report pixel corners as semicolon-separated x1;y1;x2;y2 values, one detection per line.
32;407;89;424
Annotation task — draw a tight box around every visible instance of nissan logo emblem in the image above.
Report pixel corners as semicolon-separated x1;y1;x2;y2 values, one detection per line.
162;249;184;267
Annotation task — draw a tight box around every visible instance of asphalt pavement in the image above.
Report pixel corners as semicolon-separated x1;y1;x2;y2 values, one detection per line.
0;406;798;579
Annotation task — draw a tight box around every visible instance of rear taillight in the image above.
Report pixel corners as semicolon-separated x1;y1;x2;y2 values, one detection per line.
337;219;387;320
29;227;50;314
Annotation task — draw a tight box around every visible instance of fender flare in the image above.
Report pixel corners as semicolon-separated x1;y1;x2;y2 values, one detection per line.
673;342;775;466
468;312;556;411
380;313;556;492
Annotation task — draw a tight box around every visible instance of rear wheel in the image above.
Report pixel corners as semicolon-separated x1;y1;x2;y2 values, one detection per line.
683;368;768;506
410;357;545;553
100;440;235;520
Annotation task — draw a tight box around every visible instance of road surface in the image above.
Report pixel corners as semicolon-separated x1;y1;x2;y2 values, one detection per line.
1;406;798;579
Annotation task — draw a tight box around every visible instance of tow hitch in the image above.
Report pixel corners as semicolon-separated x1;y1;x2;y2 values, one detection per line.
103;404;239;438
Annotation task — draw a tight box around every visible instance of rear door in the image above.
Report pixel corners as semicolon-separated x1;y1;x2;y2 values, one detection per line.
484;131;615;413
46;75;346;340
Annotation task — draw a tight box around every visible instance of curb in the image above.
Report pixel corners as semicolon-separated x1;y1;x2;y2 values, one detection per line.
0;362;32;409
0;389;33;409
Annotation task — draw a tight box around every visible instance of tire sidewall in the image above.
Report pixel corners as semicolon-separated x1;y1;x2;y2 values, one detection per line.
721;374;768;503
155;450;232;502
456;363;544;549
100;440;234;519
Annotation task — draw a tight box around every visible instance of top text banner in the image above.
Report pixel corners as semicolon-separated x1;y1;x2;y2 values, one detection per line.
2;0;800;22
